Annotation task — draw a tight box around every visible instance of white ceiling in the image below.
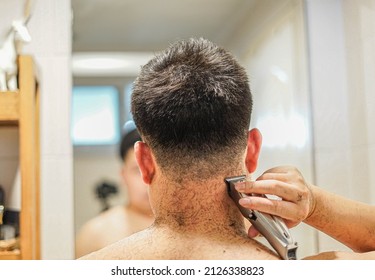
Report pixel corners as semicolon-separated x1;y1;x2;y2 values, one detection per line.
72;0;256;52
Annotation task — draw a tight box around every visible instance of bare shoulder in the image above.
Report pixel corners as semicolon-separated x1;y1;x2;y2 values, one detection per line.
86;205;153;236
75;206;129;258
79;206;126;233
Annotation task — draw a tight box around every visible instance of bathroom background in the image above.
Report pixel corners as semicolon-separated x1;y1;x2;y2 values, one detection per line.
0;0;374;259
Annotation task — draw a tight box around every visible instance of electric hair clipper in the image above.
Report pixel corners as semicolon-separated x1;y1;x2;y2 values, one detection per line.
225;175;298;260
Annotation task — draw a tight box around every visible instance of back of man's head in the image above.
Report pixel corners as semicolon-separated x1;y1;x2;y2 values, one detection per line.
131;38;253;180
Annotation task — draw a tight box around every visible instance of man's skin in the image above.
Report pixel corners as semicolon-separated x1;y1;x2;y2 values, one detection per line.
80;129;280;260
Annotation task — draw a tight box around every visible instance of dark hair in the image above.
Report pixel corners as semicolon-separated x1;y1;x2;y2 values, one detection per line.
119;128;141;162
131;38;253;178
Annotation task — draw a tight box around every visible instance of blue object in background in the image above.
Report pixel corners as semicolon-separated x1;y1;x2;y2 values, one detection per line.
71;86;120;145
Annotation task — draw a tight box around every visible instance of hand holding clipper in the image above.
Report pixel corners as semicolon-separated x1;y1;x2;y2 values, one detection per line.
225;175;298;260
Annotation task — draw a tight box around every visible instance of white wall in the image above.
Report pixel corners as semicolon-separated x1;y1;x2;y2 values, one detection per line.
305;0;375;252
342;0;375;205
74;147;125;235
26;0;74;259
0;0;74;259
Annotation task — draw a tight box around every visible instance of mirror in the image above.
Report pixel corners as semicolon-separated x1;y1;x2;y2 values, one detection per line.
71;0;315;258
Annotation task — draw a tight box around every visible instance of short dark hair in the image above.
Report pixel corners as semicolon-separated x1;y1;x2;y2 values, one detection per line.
119;128;141;162
131;38;253;178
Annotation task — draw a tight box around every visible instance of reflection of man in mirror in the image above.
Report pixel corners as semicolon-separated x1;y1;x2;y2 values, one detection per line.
75;122;154;258
81;38;280;260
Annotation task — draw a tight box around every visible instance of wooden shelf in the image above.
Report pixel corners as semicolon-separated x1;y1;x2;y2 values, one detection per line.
0;91;20;124
0;55;40;259
0;250;21;260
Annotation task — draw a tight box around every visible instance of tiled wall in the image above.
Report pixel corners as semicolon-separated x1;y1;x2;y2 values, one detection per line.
25;0;74;259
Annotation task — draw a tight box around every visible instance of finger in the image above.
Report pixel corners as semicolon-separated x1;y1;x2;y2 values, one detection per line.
235;180;303;202
259;166;296;175
257;166;304;182
238;196;306;223
256;172;290;183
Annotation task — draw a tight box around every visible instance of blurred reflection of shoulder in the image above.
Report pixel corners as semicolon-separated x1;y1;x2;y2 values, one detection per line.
75;205;152;258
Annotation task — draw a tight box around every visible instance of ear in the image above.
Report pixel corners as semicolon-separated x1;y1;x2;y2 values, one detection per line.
245;128;262;173
134;141;155;184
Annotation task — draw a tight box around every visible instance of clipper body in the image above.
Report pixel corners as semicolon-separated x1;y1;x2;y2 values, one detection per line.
225;175;298;260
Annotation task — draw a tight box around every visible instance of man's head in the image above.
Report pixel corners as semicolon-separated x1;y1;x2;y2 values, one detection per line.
131;38;261;183
119;122;151;214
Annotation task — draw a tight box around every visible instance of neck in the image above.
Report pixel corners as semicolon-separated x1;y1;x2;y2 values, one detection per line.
150;175;247;237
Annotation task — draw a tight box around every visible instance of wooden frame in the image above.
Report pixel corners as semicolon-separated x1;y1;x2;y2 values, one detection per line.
0;55;40;260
